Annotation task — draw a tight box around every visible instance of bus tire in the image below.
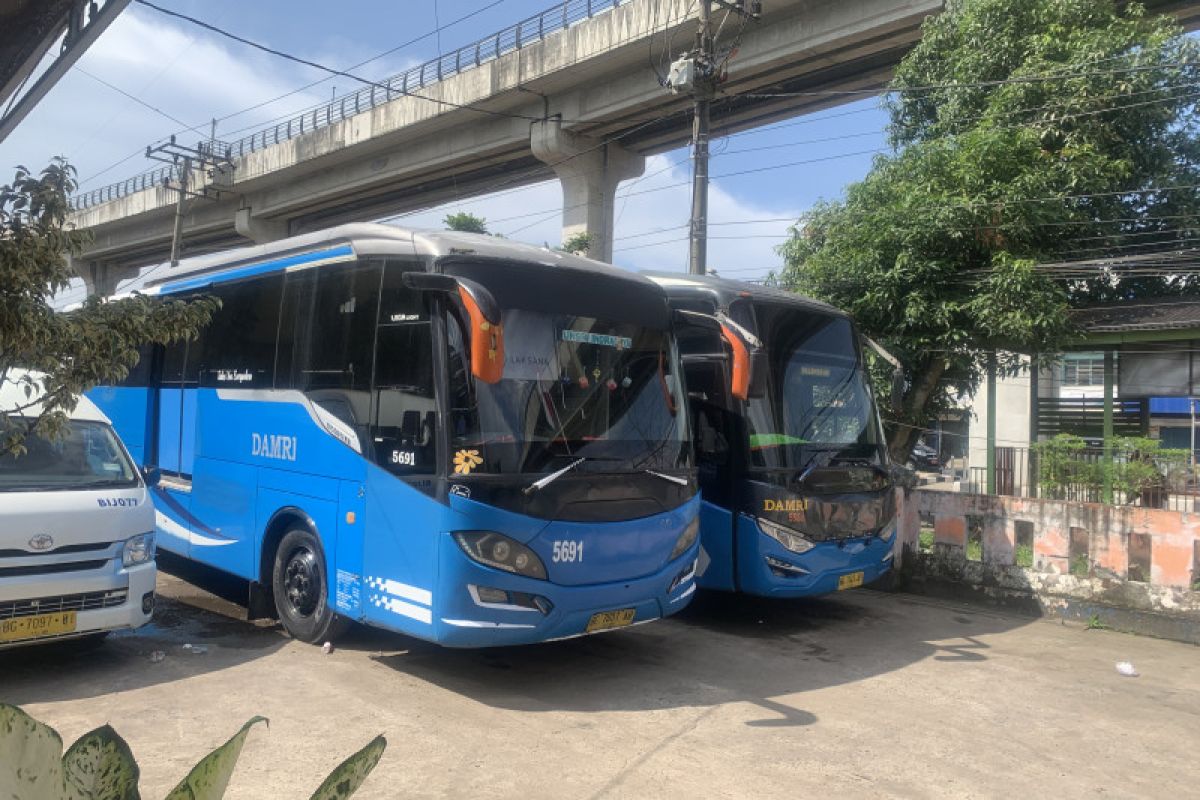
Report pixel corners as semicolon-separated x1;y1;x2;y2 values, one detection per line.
271;528;348;644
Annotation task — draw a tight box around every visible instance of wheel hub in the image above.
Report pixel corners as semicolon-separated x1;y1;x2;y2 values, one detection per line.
283;548;320;618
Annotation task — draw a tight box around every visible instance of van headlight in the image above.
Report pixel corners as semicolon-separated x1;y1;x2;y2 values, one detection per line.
122;532;155;567
453;531;548;580
757;517;815;554
670;517;700;560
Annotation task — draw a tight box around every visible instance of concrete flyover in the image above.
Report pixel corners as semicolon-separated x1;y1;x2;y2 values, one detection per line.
68;0;1200;291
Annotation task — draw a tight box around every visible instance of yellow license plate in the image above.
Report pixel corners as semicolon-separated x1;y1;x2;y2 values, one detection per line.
837;571;865;591
586;608;636;633
0;611;77;643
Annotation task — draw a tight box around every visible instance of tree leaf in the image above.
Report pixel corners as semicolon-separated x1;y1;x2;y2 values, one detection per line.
162;717;267;800
307;736;386;800
0;703;65;800
61;725;140;800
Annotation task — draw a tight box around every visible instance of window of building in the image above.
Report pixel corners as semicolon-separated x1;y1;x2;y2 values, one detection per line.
1061;354;1110;386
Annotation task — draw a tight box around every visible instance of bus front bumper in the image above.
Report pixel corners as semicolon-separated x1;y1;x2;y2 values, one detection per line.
427;541;701;648
736;516;897;598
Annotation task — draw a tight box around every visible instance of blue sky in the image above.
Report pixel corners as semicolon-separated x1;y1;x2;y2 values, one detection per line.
0;0;891;287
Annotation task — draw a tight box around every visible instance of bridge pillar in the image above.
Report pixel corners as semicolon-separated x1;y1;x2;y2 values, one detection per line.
531;119;644;263
74;258;119;299
235;206;289;244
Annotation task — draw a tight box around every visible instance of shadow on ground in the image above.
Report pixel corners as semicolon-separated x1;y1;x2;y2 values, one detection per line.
351;588;1029;726
0;554;289;707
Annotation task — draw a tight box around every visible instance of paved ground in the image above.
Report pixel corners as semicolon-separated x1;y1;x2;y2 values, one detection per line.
3;564;1198;799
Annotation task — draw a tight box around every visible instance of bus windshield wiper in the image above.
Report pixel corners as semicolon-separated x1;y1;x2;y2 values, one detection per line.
643;470;689;486
522;457;588;495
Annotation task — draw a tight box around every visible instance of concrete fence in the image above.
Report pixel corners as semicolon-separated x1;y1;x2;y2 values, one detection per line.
895;489;1200;643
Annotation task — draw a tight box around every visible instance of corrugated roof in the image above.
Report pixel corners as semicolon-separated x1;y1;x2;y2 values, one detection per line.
1070;299;1200;333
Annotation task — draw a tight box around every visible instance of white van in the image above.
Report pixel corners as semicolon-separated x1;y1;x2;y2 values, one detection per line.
1;372;156;648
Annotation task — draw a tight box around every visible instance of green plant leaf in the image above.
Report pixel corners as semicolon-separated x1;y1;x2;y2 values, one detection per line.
162;717;267;800
0;703;65;800
61;725;140;800
307;736;386;800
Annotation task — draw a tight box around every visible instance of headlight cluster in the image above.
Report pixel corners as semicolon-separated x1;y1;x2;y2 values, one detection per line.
670;517;700;560
453;531;547;580
757;517;815;554
122;532;155;567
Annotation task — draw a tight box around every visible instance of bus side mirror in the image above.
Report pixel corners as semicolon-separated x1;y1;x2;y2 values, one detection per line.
403;272;505;384
861;335;905;415
748;350;768;399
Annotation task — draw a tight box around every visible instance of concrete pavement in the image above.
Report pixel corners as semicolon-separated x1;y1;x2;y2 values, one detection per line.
2;570;1197;798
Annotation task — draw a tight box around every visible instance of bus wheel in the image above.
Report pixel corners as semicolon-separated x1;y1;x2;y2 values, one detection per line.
271;528;347;644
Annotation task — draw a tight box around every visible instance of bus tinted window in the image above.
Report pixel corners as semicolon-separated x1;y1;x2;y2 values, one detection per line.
198;274;283;388
372;260;436;475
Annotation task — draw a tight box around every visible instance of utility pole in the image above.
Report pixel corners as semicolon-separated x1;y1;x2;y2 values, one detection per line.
688;0;713;276
668;1;761;276
146;135;235;267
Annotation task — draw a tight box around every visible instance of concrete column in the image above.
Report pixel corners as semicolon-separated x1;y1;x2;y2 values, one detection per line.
235;206;289;244
530;119;645;263
73;258;119;298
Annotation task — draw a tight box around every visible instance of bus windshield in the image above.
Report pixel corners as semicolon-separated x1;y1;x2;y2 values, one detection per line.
0;418;139;492
448;309;688;476
746;307;883;470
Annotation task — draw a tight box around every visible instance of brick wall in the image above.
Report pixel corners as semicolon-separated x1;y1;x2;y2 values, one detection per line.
896;490;1200;642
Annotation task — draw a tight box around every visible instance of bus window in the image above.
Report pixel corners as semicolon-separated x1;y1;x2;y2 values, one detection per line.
197;274;283;388
278;262;382;449
372;260;436;476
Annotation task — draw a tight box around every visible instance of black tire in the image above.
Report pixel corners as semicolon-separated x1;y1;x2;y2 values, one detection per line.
271;528;348;644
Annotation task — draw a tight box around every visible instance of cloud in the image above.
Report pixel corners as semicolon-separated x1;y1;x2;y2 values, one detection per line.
0;7;330;187
394;153;803;282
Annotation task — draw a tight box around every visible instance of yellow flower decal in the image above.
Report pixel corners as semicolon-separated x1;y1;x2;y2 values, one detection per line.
453;449;484;475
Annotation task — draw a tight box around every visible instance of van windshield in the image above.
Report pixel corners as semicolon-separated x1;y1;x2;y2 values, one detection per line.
0;418;139;492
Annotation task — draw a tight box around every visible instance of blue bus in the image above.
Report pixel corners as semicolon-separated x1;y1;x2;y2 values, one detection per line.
89;224;702;646
644;274;897;598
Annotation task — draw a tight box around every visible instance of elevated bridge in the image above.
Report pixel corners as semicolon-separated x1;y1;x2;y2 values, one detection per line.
68;0;1200;292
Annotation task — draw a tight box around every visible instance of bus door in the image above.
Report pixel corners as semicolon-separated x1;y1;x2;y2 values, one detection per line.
682;345;740;591
150;333;201;558
361;258;443;630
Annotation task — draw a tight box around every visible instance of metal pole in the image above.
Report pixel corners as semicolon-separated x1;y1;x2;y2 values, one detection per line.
687;1;712;276
1102;349;1115;504
169;157;189;267
986;351;996;495
1028;354;1039;497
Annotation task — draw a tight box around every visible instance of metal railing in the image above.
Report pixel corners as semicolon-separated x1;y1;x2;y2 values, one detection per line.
968;445;1200;513
71;0;632;211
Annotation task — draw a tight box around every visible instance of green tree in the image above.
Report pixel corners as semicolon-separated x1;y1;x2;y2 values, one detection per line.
1;160;217;457
778;0;1200;461
443;211;489;234
559;231;593;256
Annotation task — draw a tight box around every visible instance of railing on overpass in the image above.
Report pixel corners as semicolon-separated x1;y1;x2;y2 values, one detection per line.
71;0;633;211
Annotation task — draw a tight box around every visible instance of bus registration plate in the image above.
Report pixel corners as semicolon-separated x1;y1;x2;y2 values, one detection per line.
586;608;636;633
0;611;77;643
837;572;864;591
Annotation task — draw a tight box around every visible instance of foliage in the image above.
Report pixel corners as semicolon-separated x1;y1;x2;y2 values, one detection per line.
0;160;217;457
777;0;1200;461
559;232;593;256
1086;613;1108;629
442;211;488;234
0;704;385;799
1015;542;1034;568
1034;433;1189;504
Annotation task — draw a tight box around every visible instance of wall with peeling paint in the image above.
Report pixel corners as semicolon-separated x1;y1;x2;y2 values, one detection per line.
895;490;1200;643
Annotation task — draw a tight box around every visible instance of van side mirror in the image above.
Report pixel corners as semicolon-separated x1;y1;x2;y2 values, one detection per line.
141;465;161;488
403;272;505;384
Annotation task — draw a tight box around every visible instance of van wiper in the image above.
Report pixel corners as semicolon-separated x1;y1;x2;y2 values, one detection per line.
522;457;588;495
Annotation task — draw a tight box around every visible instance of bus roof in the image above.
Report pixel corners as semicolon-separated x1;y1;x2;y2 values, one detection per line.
641;272;844;317
135;223;661;296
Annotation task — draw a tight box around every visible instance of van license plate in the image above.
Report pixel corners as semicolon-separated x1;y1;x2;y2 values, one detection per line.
0;611;77;643
837;572;864;591
586;608;636;633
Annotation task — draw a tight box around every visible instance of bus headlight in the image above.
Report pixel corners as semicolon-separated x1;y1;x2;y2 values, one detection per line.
670;518;700;560
757;518;815;554
453;531;548;580
122;532;155;567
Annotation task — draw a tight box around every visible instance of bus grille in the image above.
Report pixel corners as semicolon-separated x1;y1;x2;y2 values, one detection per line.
0;590;128;620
